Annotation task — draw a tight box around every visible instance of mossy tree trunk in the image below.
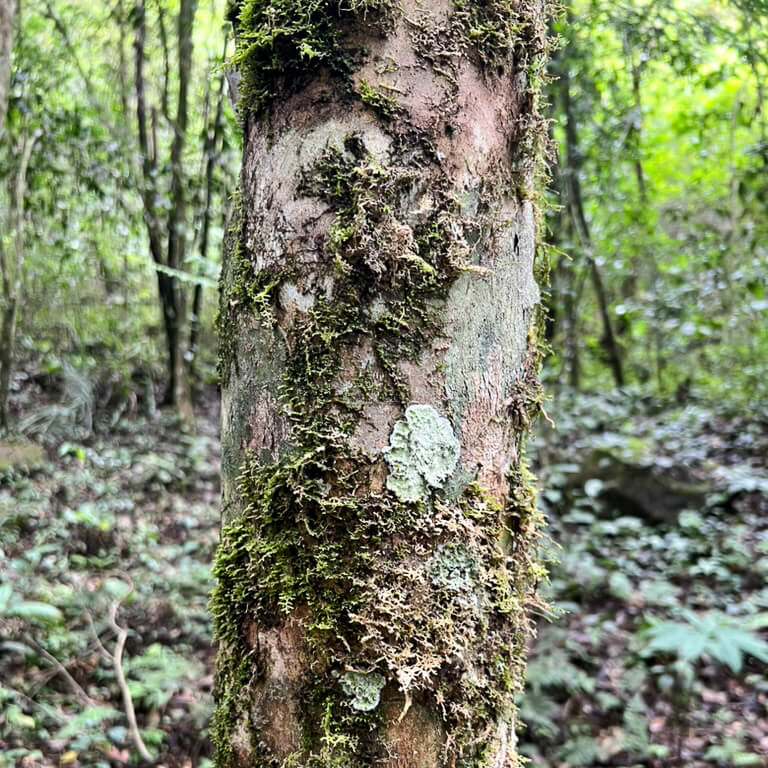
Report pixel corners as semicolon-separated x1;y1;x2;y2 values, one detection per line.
212;1;553;765
0;0;15;431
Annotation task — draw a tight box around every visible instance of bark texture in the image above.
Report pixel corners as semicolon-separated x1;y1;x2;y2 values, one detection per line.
212;1;553;765
0;0;13;138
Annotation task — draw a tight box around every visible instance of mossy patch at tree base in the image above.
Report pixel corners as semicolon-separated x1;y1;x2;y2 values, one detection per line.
0;441;45;472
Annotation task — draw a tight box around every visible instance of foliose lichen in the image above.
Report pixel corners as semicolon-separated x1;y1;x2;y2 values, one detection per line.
340;671;386;712
385;404;460;502
428;542;477;595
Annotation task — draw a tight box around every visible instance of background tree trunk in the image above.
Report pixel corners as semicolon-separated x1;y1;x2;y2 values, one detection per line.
0;0;13;138
0;127;38;431
0;0;15;430
212;1;553;765
133;0;196;423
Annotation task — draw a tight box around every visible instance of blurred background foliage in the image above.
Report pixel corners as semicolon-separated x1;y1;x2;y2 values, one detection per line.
1;0;237;433
545;0;768;405
0;0;767;766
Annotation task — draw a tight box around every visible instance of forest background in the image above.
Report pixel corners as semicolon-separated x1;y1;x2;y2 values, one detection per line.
1;0;767;766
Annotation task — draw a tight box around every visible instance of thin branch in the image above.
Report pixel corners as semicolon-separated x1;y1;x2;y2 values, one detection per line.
107;601;154;764
85;609;113;663
23;635;95;708
153;0;171;121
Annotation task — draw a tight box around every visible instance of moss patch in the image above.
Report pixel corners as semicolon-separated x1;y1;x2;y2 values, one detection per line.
229;0;393;115
358;79;400;120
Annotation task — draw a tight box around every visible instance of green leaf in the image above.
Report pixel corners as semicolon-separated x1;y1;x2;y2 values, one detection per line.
6;704;36;729
741;612;768;631
55;706;120;741
608;571;633;601
10;601;63;623
707;633;743;674
677;630;709;663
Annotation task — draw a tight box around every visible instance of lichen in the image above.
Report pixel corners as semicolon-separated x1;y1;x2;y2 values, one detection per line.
385;404;460;502
428;542;477;595
340;671;386;712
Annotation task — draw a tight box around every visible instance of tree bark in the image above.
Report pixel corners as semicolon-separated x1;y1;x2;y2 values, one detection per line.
0;0;13;138
0;127;38;430
212;2;553;766
0;0;15;430
133;0;196;422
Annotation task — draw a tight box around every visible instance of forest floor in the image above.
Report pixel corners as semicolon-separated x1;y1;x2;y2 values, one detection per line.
522;393;768;767
1;386;767;767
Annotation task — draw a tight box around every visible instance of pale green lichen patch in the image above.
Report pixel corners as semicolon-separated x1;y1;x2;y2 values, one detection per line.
385;404;460;502
341;671;386;711
428;542;477;596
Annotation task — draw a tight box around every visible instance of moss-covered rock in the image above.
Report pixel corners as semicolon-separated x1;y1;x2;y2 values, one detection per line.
0;441;44;473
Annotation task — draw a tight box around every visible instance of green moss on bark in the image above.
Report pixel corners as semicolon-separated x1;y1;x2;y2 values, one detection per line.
211;134;476;765
229;0;392;115
358;79;400;120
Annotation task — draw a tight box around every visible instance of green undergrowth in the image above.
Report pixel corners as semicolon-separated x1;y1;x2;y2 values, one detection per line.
520;394;768;767
0;413;221;766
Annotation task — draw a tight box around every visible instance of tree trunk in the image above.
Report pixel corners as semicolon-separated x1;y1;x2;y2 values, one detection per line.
133;0;196;423
557;50;624;389
212;2;553;766
0;297;16;429
0;127;37;431
190;59;227;374
0;0;15;430
0;0;13;138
